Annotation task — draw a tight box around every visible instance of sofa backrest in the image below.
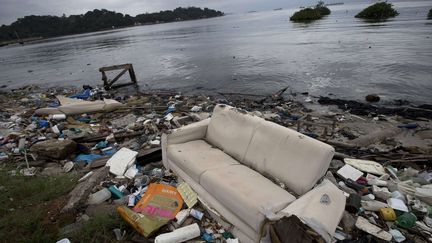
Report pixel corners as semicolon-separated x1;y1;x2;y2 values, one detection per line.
205;104;262;162
206;104;335;196
243;120;335;195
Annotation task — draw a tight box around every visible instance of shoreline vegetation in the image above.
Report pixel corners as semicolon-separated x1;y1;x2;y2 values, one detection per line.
290;1;331;22
0;7;223;46
429;8;432;19
355;2;399;20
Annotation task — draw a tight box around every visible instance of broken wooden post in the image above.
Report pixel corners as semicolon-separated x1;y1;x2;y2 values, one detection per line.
99;63;138;90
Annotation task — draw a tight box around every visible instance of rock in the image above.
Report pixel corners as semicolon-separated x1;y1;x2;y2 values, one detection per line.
365;94;380;103
30;139;77;159
62;167;109;212
41;167;64;176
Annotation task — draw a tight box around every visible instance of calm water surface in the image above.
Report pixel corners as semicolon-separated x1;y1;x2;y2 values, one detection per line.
0;0;431;103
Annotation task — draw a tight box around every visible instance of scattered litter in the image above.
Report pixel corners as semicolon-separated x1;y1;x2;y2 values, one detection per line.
119;183;183;237
177;182;198;208
344;158;386;175
387;198;409;212
355;216;392;241
190;209;204;221
105;147;138;176
154;223;200;243
87;188;111;205
63;161;74;173
337;164;363;181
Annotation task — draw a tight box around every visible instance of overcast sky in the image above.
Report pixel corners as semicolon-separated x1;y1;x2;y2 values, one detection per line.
0;0;322;25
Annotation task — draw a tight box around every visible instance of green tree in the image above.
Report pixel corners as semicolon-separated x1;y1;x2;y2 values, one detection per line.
355;2;399;19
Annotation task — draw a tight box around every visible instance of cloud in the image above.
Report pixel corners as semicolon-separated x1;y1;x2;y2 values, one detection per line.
0;0;309;25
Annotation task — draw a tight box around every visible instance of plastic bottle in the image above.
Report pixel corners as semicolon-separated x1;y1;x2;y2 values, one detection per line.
190;209;204;220
396;212;417;229
379;208;396;221
52;114;66;120
155;223;200;243
87;188;111;204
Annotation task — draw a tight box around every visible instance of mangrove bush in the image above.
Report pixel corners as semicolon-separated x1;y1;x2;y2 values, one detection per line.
290;1;331;22
355;2;399;20
316;1;331;16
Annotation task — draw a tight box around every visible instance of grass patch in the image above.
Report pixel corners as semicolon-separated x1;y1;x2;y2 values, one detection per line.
355;2;399;20
64;213;130;242
290;1;331;22
0;167;78;242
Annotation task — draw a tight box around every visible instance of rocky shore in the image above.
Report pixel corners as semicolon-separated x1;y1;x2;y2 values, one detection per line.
0;84;431;242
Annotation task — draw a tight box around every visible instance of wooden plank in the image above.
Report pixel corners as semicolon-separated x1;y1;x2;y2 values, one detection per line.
99;63;131;72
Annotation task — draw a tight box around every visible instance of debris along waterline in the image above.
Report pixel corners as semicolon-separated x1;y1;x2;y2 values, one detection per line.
0;84;430;242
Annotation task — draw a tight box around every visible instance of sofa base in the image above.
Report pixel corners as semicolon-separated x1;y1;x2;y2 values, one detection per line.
167;158;260;243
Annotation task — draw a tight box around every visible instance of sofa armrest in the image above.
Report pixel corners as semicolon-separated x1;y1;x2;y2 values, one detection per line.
163;118;210;145
161;118;210;170
277;180;346;243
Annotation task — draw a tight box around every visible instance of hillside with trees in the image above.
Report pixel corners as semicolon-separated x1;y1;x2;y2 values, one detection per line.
0;7;223;43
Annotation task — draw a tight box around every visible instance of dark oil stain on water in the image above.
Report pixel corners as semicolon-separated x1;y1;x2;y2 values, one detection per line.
0;0;431;103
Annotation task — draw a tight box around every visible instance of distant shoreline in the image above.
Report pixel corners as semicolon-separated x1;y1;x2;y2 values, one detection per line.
0;15;224;48
0;7;224;46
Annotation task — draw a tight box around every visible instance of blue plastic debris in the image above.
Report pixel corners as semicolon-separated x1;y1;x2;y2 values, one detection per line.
202;233;214;242
77;116;91;123
70;88;92;100
38;120;49;128
74;153;103;164
303;132;318;139
93;141;108;150
166;105;176;114
397;124;418;129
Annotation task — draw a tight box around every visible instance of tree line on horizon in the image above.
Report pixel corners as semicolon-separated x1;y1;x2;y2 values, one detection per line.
0;7;224;42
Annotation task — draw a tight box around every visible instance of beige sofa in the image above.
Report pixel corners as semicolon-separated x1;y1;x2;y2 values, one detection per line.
162;104;345;242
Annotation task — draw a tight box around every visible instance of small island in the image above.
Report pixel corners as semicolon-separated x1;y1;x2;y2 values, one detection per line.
428;8;432;19
355;2;399;20
290;1;331;22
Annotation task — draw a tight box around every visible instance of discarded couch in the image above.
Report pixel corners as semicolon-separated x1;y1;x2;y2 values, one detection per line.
162;104;345;242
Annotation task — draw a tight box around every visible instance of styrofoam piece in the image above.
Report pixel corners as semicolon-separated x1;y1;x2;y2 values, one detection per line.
124;164;138;179
226;239;240;243
105;147;138;176
337;164;363;181
387;198;409;212
344;158;386;175
155;223;200;243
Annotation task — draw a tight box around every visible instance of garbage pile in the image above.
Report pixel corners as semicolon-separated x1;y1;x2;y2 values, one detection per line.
0;84;431;242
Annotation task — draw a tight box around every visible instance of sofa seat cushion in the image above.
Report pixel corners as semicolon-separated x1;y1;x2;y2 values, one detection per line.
201;164;296;231
167;140;239;183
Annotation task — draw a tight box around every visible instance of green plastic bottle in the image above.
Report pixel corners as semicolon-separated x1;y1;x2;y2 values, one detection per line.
396;212;417;229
